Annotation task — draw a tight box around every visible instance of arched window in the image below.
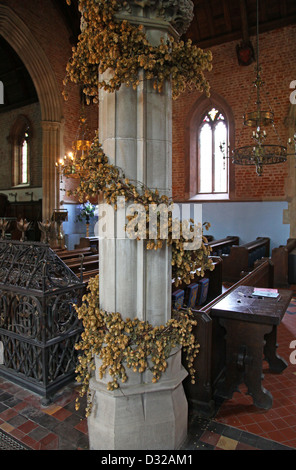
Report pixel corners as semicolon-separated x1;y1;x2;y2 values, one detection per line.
184;93;234;201
9;115;31;187
198;107;228;195
20;131;29;184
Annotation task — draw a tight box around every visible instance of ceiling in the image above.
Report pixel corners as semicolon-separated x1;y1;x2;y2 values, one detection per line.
53;0;296;47
0;0;295;112
0;35;38;113
186;0;296;48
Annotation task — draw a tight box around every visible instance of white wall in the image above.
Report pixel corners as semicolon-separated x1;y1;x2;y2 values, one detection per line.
200;201;289;254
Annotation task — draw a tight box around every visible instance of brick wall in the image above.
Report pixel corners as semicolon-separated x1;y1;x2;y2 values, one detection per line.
172;24;296;201
0;0;98;205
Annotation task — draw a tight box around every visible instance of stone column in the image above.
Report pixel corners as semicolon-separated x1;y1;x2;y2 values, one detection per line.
41;120;63;221
87;1;194;450
98;73;173;326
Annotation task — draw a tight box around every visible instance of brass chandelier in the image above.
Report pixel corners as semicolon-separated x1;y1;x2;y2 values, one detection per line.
56;106;92;181
230;0;288;176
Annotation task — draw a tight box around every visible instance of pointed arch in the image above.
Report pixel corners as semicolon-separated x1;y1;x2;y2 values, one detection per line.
8;114;32;186
0;5;64;219
184;91;235;200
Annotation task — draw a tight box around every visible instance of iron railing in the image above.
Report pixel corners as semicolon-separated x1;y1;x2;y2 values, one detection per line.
0;240;85;404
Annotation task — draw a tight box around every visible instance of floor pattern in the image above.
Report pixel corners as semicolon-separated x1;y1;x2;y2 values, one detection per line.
0;378;88;450
0;290;295;451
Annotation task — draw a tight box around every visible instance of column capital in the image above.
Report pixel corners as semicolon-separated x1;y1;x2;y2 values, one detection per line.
41;120;62;132
116;0;194;35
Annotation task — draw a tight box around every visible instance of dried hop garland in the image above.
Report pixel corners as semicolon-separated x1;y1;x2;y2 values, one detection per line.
64;0;212;102
62;0;214;416
63;134;214;287
74;275;200;417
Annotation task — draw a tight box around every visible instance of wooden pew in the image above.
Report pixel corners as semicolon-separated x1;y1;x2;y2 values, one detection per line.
222;237;270;282
172;256;223;307
66;254;98;268
56;247;97;260
75;236;99;252
272;238;296;287
182;258;275;416
54;247;99;282
207;236;239;256
82;268;99;282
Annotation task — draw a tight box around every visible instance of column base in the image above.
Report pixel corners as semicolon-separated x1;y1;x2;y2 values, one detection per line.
87;347;188;450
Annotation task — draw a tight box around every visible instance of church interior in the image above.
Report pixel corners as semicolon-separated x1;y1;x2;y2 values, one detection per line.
0;0;296;452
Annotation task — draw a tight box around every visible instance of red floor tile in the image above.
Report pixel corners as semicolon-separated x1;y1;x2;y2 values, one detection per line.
21;434;38;448
0;408;18;421
17;419;38;434
51;407;72;421
39;432;59;450
236;442;258;450
199;430;221;446
75;418;88;434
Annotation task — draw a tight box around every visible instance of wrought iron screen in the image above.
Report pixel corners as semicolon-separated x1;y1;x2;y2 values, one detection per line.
0;240;85;404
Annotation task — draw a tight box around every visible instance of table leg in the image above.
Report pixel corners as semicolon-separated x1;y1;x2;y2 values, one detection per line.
264;325;288;373
215;319;274;410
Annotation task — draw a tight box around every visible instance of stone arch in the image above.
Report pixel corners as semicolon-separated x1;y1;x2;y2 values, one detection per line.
184;91;235;200
0;4;64;219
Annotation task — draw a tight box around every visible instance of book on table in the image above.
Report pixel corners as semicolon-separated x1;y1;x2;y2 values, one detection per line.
252;287;279;298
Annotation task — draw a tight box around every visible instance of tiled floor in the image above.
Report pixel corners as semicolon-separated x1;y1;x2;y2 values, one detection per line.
0;289;296;451
0;379;88;450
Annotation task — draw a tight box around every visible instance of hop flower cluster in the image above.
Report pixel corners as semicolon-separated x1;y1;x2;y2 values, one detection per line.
64;0;212;102
74;274;200;417
64;134;214;286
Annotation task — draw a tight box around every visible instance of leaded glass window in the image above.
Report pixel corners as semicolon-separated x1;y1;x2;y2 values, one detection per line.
198;107;228;195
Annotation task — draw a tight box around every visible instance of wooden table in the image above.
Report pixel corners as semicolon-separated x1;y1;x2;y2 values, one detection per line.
211;285;292;410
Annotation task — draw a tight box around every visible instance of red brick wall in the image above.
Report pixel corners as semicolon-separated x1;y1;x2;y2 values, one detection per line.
172;24;296;201
0;0;98;204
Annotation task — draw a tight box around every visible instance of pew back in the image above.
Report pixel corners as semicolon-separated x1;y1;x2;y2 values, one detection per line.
272;238;296;287
207;236;239;256
222;237;270;282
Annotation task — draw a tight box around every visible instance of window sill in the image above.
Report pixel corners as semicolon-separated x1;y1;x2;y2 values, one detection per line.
189;193;230;202
12;183;30;188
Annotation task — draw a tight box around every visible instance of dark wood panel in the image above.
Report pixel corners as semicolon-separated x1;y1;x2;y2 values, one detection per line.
54;0;296;50
0;195;42;241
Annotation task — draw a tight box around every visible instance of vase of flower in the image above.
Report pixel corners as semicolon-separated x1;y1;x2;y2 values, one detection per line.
76;201;96;237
